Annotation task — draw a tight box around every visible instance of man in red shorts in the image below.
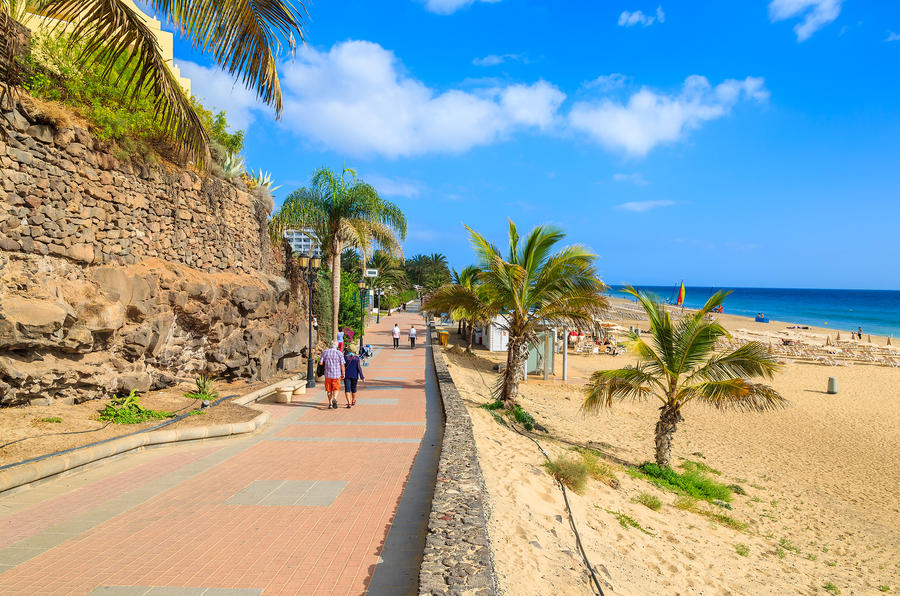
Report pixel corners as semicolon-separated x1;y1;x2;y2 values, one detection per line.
318;340;346;409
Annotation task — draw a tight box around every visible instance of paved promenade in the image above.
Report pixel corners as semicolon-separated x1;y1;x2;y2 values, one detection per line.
0;307;439;595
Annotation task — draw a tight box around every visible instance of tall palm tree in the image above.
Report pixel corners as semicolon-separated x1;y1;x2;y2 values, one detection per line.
369;250;408;291
425;265;494;353
582;287;788;467
468;220;608;408
272;167;407;339
404;254;426;286
1;0;306;165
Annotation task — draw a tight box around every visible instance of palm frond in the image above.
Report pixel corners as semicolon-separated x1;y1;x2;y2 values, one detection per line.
686;341;781;384
582;366;661;411
42;0;210;163
148;0;306;113
679;378;790;412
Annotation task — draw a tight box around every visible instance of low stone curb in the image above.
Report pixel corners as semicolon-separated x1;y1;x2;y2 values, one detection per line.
419;328;498;596
0;375;305;494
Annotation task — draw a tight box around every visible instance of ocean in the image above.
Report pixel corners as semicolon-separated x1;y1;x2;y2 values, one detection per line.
608;285;900;338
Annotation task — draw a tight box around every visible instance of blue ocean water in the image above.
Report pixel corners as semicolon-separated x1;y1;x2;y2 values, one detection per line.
608;286;900;338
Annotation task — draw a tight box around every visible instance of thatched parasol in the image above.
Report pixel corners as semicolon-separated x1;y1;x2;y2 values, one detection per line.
836;331;841;341
825;336;832;346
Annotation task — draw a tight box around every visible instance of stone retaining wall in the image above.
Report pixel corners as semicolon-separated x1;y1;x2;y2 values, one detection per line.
1;99;270;275
419;329;498;596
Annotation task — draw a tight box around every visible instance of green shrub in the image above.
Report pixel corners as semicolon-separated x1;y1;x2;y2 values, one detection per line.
543;457;589;494
633;492;662;511
638;463;732;502
672;495;747;531
575;448;619;488
511;404;535;431
36;416;62;424
735;543;749;557
877;586;890;593
600;508;654;535
823;582;840;595
681;459;721;476
99;390;173;424
727;484;747;496
779;537;800;554
184;374;219;401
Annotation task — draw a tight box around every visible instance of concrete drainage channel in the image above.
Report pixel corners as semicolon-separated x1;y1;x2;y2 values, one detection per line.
0;375;304;494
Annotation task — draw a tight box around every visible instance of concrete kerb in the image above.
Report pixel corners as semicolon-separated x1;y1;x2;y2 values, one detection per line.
0;375;305;494
418;327;498;596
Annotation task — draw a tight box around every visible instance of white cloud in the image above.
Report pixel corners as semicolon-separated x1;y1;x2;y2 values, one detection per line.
618;6;665;27
473;54;524;67
366;175;423;198
585;73;629;92
768;0;842;41
175;60;261;130
613;173;650;185
887;31;900;42
569;75;768;156
420;0;501;15
274;41;565;158
616;200;676;212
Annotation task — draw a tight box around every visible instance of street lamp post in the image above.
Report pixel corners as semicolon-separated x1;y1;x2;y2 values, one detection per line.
357;281;368;354
298;252;322;389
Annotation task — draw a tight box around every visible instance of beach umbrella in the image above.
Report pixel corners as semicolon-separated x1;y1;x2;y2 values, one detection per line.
868;335;872;343
768;342;773;353
836;331;841;341
825;336;832;346
888;337;892;346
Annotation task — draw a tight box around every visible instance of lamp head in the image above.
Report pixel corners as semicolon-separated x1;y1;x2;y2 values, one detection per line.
298;255;309;268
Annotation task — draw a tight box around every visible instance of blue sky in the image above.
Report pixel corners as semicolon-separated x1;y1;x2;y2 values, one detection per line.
153;0;898;290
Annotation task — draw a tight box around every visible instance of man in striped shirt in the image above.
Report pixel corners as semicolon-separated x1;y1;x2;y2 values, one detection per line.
318;341;345;409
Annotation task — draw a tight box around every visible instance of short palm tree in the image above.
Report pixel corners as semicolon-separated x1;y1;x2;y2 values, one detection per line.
582;287;789;467
271;167;407;339
425;265;495;353
1;0;305;165
469;220;608;408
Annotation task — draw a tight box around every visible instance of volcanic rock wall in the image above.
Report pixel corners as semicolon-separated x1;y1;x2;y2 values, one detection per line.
0;101;310;406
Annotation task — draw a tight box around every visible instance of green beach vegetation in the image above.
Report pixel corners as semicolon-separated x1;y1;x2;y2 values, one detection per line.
582;286;788;467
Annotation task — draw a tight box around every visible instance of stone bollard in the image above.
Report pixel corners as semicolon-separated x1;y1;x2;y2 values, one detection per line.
827;377;838;394
275;386;294;403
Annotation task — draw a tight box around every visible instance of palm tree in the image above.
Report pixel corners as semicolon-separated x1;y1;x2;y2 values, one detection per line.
468;220;608;408
369;250;408;291
425;265;494;353
0;0;305;165
272;167;407;339
582;287;789;467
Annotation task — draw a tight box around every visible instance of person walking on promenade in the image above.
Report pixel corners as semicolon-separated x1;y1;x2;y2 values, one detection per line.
336;328;345;353
319;341;345;409
409;324;417;349
392;323;401;349
343;347;365;407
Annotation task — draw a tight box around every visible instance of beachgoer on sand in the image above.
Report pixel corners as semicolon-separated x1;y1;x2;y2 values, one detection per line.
392;324;400;349
319;341;345;410
409;325;417;349
343;347;365;408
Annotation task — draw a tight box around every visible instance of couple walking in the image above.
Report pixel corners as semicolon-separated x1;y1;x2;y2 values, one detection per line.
392;323;417;349
318;341;365;409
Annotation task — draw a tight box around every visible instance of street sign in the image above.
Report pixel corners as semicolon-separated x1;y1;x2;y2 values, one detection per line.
364;268;379;278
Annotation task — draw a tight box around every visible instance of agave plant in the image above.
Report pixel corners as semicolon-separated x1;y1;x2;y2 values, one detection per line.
249;168;282;193
222;152;245;177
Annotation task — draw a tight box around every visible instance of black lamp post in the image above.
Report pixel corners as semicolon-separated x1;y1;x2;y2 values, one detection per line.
299;253;321;389
375;288;381;324
357;280;368;354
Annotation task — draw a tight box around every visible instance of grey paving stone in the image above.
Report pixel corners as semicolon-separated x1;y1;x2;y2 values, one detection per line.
353;397;399;405
145;588;207;595
258;481;316;506
363;385;405;391
264;437;417;444
0;546;44;566
298;481;347;506
86;587;152;595
225;480;284;506
293;421;424;426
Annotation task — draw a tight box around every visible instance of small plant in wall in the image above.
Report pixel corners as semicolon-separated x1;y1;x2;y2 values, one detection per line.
222;152;245;178
99;390;173;424
184;374;219;401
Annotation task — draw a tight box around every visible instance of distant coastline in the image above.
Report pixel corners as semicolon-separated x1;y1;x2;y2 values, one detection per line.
608;285;900;338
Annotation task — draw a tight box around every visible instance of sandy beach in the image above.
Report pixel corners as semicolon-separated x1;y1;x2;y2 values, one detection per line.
439;304;900;595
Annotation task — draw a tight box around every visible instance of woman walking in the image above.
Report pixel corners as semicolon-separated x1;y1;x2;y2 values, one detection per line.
392;323;401;349
409;325;417;349
343;347;365;407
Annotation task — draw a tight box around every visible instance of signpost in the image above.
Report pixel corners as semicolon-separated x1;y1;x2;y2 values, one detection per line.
364;268;379;278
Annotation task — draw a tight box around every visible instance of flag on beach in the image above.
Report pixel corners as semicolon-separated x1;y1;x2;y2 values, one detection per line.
676;282;685;306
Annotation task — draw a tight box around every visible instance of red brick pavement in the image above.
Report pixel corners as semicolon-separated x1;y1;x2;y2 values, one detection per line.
0;308;430;595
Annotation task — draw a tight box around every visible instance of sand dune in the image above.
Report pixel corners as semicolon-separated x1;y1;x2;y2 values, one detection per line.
441;313;900;595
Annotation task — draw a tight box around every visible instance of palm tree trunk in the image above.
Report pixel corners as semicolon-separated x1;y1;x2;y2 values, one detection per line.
331;242;342;340
466;321;475;353
654;403;683;467
502;336;529;408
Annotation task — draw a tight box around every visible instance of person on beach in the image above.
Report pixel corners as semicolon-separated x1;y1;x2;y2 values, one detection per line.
319;341;345;410
336;328;345;353
343;347;365;407
858;326;863;340
409;324;417;349
392;324;401;349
